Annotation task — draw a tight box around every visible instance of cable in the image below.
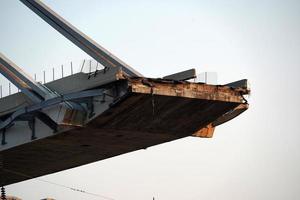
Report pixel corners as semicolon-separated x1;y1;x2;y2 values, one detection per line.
2;168;115;200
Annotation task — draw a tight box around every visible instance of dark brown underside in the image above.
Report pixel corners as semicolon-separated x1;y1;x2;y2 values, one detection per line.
0;93;239;186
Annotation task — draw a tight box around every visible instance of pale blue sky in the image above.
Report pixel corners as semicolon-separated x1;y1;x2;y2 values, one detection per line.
1;0;300;199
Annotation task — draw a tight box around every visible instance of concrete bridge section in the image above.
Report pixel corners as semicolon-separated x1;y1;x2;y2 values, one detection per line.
0;0;250;187
0;71;249;186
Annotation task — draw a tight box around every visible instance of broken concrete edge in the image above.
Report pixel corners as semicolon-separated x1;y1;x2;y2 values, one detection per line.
0;71;250;140
126;77;249;104
122;76;250;139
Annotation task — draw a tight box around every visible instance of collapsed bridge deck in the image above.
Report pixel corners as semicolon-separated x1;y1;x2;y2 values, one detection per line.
0;0;250;188
0;77;249;186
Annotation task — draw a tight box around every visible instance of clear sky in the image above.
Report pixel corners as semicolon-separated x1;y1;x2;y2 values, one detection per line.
1;0;300;199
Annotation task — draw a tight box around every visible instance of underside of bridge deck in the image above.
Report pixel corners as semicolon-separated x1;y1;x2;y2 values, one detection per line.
0;78;249;186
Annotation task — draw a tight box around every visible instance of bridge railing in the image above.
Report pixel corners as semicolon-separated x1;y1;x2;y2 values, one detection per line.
0;59;104;98
0;62;217;98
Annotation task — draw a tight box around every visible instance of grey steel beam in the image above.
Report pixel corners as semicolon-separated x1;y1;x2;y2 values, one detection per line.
0;52;50;103
20;0;142;77
0;88;104;130
226;79;248;89
163;68;196;81
225;79;250;95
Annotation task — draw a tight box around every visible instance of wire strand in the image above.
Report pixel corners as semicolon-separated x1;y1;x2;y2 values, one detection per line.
2;168;115;200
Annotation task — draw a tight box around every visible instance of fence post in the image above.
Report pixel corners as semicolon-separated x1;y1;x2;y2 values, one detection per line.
0;85;2;98
89;60;92;73
43;70;46;84
80;59;85;72
61;65;64;78
8;82;11;95
96;62;99;71
52;67;55;81
71;61;73;75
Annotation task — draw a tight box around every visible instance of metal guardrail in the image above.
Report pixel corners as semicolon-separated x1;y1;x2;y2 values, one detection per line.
0;61;217;98
0;59;104;98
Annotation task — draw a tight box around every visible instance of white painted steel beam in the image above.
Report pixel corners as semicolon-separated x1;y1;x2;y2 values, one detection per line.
20;0;142;77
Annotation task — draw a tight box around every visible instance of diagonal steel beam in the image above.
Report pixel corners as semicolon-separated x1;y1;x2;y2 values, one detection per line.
0;52;50;103
20;0;142;77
